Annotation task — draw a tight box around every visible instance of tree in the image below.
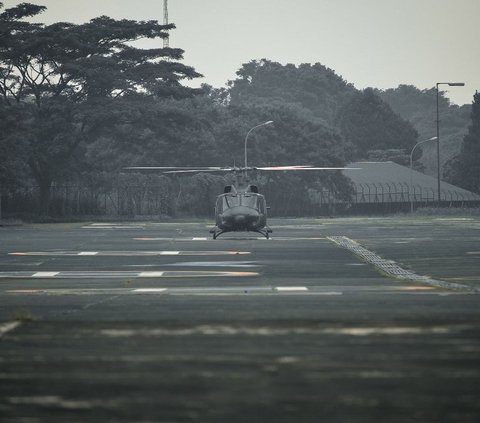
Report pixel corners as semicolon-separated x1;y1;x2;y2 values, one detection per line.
226;59;355;126
336;88;418;161
448;92;480;193
378;85;470;176
0;2;201;213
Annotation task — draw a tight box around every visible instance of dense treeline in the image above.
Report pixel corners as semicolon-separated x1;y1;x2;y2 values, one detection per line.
377;85;471;177
447;92;480;194
1;3;476;218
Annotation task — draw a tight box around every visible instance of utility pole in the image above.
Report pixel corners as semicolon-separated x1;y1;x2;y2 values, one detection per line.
435;82;464;204
163;0;169;48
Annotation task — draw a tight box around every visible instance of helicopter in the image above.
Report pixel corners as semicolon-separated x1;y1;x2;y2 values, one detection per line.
126;121;357;239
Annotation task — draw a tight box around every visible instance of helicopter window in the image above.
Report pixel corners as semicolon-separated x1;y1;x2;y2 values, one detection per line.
223;195;240;209
258;197;266;213
241;195;258;208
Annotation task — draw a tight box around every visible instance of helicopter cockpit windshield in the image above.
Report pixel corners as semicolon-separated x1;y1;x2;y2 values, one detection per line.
219;194;260;211
241;195;258;208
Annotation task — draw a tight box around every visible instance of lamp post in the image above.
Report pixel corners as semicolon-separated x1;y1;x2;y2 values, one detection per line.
410;136;437;213
244;120;273;168
436;82;464;204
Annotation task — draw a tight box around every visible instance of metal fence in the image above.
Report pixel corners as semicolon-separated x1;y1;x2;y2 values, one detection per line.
2;182;479;218
311;182;480;214
351;182;479;203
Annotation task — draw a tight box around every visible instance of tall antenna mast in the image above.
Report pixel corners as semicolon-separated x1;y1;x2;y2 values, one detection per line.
163;0;169;48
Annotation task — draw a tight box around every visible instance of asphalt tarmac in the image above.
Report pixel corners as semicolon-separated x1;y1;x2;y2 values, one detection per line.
0;217;479;422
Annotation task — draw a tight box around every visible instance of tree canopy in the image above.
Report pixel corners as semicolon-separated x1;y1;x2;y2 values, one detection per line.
448;91;480;193
6;5;475;218
377;85;471;176
0;2;201;212
226;59;355;126
336;88;418;160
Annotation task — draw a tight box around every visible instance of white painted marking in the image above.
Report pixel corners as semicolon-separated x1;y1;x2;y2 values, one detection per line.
133;288;168;293
138;272;165;278
98;324;460;337
89;223;146;226
0;321;22;338
192;237;208;240
275;287;308;292
0;270;259;279
32;272;59;278
434;218;473;221
328;236;477;292
9;250;250;256
7;290;44;293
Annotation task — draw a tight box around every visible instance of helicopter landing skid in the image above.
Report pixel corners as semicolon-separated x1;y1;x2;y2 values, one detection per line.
257;226;272;239
209;228;224;240
209;227;272;240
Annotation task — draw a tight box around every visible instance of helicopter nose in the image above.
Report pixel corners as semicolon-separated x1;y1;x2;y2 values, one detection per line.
234;214;246;225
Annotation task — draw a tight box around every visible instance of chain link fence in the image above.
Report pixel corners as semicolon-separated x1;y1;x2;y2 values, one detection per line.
2;181;479;218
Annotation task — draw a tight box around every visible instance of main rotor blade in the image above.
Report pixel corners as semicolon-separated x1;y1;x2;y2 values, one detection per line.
124;166;227;170
162;169;235;174
254;165;313;170
124;165;361;174
256;166;361;171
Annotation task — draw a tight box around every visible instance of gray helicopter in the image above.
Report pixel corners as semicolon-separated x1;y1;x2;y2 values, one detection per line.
126;121;357;239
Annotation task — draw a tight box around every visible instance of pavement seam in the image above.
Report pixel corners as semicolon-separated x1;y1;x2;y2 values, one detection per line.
327;236;478;293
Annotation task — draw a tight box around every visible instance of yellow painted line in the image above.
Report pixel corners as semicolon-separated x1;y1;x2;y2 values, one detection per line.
160;271;259;277
134;237;327;241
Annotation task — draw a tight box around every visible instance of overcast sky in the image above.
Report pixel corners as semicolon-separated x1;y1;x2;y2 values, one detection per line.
4;0;479;105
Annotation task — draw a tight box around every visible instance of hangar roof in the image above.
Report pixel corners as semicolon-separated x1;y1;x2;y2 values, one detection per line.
343;162;480;202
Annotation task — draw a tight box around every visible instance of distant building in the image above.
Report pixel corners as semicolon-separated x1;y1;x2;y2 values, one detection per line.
343;161;480;206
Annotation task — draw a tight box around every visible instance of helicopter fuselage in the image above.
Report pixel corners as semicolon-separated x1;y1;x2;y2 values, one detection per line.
211;191;271;239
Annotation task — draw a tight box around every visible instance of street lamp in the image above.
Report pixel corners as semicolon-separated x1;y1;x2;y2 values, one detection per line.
410;136;437;213
436;82;464;204
244;120;273;168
